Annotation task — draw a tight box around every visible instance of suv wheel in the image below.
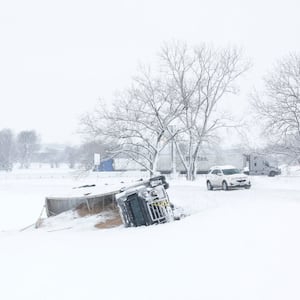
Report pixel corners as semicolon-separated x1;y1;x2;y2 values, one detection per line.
207;181;213;190
268;171;276;177
222;181;228;191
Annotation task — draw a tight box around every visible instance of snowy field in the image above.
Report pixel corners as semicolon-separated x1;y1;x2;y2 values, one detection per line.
1;168;300;300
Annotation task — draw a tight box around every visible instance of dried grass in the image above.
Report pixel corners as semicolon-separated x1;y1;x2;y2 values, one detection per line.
75;201;116;217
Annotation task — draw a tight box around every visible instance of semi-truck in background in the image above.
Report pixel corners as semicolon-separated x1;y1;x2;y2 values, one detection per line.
243;154;281;176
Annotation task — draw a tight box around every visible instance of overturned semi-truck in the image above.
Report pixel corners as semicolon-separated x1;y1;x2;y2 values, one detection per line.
45;175;176;228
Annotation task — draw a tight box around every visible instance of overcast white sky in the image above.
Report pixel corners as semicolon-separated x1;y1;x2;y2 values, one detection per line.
0;0;299;144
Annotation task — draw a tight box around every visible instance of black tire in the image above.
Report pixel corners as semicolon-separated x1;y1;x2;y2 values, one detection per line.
268;171;276;177
207;181;213;190
222;181;228;191
245;185;251;189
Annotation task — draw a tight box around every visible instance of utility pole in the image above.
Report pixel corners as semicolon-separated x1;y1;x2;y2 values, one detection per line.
170;125;177;177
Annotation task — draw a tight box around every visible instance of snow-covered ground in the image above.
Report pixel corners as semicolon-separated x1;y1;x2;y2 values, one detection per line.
1;169;300;300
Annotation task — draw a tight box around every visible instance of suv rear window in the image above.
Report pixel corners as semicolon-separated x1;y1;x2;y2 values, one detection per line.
222;168;241;175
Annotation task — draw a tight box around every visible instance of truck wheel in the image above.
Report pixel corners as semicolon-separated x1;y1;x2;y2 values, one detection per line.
268;171;276;177
245;185;251;189
207;181;213;190
222;181;228;191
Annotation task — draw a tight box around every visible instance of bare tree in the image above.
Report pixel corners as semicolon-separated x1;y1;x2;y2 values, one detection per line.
44;148;62;168
16;130;40;168
160;42;250;180
252;53;300;162
0;129;15;171
64;146;78;169
82;42;249;179
82;69;183;175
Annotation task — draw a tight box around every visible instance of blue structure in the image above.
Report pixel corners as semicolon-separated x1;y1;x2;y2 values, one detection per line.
94;158;114;171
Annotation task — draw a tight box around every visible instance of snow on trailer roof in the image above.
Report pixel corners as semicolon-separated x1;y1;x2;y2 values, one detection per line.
209;165;237;170
47;183;121;200
46;178;147;200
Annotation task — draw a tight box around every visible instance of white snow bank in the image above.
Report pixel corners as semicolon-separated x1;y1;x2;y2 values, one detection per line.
1;172;300;300
279;164;300;176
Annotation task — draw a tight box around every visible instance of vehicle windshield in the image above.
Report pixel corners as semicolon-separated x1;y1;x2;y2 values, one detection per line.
222;168;241;175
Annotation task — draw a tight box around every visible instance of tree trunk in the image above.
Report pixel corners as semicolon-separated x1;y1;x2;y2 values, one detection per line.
186;164;196;181
149;151;159;177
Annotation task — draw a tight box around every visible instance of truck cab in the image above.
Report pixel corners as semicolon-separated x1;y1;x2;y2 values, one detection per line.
243;154;281;176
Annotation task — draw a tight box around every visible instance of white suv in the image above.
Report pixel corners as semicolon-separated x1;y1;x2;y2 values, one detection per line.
206;165;251;190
